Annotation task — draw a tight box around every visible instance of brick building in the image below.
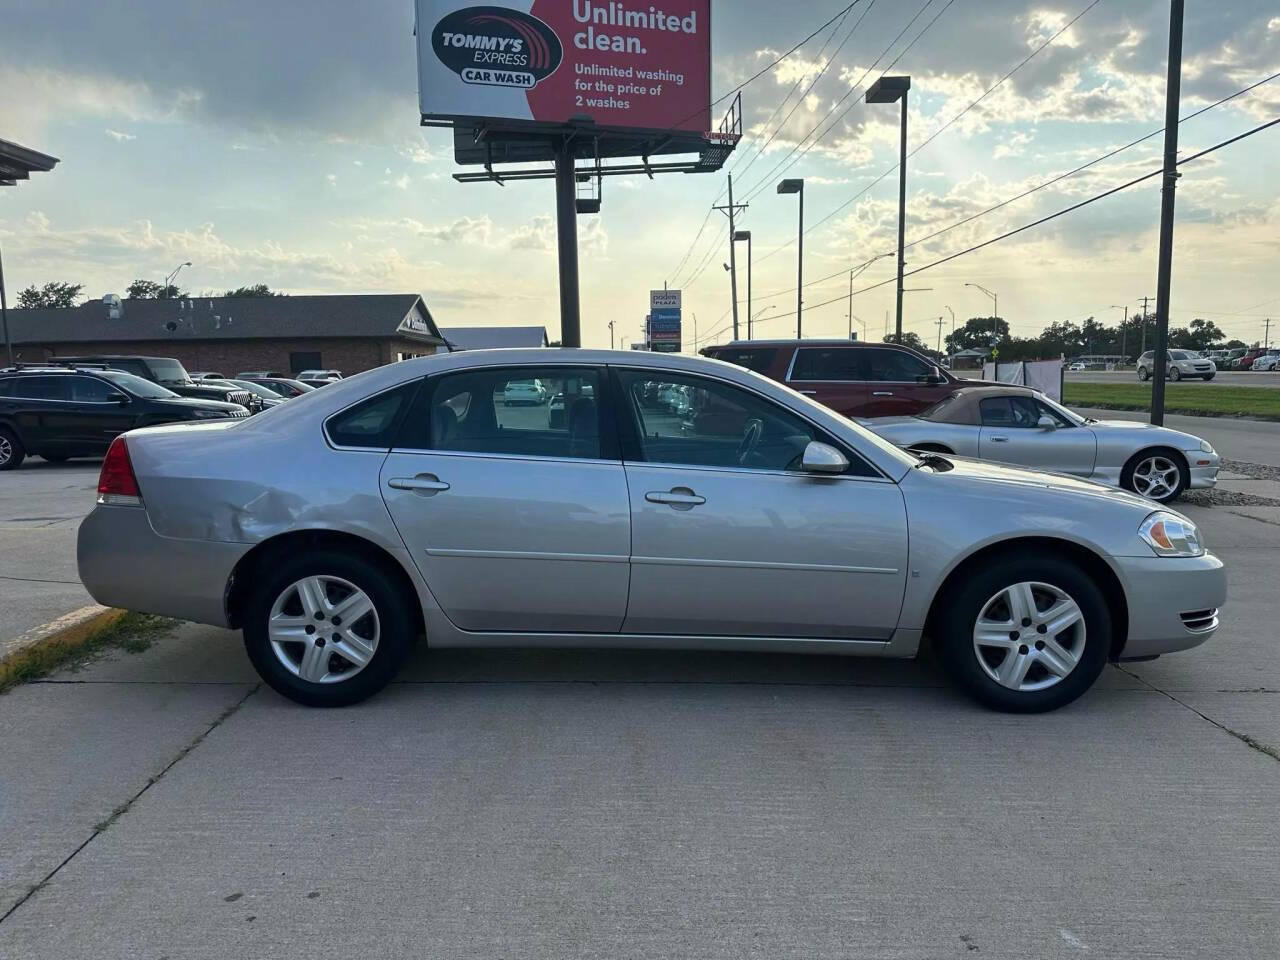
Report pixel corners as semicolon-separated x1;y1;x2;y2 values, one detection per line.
5;294;446;376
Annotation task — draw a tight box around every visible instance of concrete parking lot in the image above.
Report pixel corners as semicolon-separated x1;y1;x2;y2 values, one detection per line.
1;467;1278;957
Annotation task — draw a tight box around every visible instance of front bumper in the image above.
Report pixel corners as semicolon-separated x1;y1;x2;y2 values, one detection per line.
1185;448;1221;490
1113;551;1227;659
77;504;251;627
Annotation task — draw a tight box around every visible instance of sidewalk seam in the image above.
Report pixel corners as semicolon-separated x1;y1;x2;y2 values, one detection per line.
0;682;262;927
1116;665;1280;763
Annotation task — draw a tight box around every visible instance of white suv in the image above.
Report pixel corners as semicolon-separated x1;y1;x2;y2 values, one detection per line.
1137;350;1216;382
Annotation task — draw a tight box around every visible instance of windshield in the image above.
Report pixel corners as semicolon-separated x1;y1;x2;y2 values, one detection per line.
230;379;282;400
99;370;179;399
148;358;193;383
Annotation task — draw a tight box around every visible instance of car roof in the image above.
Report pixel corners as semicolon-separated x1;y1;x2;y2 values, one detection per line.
709;339;885;348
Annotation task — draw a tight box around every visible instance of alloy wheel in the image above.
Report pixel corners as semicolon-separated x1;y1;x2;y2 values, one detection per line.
0;437;10;465
1131;455;1180;501
267;575;380;684
972;581;1086;692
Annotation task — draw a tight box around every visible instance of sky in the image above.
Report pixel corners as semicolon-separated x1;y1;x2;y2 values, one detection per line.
1;0;1278;350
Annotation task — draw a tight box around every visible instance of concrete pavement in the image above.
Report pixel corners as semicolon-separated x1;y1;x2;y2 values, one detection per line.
1;506;1276;959
0;462;98;645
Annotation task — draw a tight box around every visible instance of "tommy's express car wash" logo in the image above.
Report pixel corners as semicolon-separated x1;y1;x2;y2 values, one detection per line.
432;6;563;89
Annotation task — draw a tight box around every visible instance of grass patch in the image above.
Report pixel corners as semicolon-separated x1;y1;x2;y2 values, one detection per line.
0;613;178;694
1063;382;1280;420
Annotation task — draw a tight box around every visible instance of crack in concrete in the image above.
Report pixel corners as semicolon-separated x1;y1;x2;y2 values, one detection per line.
1117;665;1280;764
0;574;82;585
0;683;262;926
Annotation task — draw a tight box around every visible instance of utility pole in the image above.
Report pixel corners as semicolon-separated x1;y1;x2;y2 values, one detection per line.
1150;0;1185;426
712;175;748;341
848;270;855;339
608;319;616;350
1138;295;1153;355
1264;317;1273;351
0;245;11;367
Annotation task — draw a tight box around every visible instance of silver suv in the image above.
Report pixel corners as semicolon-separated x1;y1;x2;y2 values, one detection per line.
1137;350;1216;382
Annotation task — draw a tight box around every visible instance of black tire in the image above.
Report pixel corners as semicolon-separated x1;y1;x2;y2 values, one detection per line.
1168;366;1181;382
0;426;26;471
1137;366;1150;381
934;554;1111;713
243;549;416;707
1203;374;1215;381
1120;447;1188;503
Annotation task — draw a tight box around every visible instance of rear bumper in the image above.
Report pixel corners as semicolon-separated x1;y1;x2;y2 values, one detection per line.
77;504;250;628
1113;552;1227;659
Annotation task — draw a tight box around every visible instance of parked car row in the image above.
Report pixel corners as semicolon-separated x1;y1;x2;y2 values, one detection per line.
1206;348;1278;371
0;355;329;469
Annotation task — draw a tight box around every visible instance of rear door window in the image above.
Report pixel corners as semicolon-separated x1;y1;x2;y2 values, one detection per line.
326;384;419;449
10;376;68;401
68;376;116;402
791;348;866;381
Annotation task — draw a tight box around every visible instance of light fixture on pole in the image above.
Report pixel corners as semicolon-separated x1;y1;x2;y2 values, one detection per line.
866;75;911;343
164;261;192;295
965;282;999;344
776;178;805;338
733;230;752;338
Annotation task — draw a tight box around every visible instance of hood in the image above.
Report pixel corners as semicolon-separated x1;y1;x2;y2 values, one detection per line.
151;396;246;413
926;454;1167;513
1089;419;1201;449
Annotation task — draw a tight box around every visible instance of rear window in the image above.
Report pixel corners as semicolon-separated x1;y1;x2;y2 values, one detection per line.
917;394;959;421
708;347;780;375
9;375;68;400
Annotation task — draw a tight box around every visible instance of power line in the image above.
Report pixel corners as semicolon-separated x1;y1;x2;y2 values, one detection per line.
748;67;1280;305
753;0;1105;262
747;115;1280;326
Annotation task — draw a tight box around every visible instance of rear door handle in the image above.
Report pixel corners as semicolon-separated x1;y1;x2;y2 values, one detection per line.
989;436;1010;443
646;488;706;508
873;391;894;397
388;475;451;493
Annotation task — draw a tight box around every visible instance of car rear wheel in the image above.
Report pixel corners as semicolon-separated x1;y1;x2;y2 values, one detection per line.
243;550;416;707
935;556;1110;712
1138;366;1150;381
1169;367;1182;382
0;427;25;471
1121;448;1188;503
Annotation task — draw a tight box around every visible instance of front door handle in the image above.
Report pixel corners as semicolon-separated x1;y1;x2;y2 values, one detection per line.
989;436;1010;443
646;488;706;509
798;389;818;396
388;475;451;493
873;391;894;397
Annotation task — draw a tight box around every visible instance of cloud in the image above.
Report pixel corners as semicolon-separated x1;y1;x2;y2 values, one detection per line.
325;174;338;186
105;129;136;142
508;215;607;256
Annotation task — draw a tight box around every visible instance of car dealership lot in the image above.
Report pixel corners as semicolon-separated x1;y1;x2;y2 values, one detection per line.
1;501;1277;957
1065;369;1280;388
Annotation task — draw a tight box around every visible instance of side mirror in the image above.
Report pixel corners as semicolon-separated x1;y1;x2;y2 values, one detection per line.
108;392;129;405
801;441;849;475
919;365;946;385
1036;415;1057;430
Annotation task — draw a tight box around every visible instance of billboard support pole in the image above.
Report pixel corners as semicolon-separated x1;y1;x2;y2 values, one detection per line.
555;138;581;349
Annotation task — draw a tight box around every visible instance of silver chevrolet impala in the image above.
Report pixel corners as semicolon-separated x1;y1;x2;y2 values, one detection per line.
77;350;1226;712
861;386;1220;503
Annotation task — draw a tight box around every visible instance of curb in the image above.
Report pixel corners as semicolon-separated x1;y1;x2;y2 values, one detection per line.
0;606;127;686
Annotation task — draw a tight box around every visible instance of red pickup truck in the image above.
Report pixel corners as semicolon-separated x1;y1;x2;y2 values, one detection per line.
702;339;986;418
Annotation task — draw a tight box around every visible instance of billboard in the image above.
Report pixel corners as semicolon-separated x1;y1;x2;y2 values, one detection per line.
647;289;681;351
417;1;712;135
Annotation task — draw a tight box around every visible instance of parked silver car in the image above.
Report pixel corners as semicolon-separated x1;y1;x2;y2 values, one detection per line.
862;386;1219;503
77;351;1226;713
1137;349;1216;381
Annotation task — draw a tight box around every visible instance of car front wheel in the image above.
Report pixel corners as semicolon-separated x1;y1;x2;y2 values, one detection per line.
1137;366;1150;381
935;556;1110;712
1121;448;1188;503
243;550;416;707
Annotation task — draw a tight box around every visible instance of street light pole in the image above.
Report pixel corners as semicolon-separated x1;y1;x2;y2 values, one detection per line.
733;230;753;338
777;179;805;338
965;283;999;344
608;319;616;350
1111;305;1129;363
866;76;911;343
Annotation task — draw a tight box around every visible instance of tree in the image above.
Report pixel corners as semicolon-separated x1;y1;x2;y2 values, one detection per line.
15;281;84;309
884;331;927;352
126;279;184;300
945;317;1009;353
223;284;279;298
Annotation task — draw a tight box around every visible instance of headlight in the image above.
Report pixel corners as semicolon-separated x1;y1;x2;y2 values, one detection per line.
1200;440;1215;454
1138;511;1204;558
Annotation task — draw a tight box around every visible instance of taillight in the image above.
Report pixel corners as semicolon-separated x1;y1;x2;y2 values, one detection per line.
98;437;142;506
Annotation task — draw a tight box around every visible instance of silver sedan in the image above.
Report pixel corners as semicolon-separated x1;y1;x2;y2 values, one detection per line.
861;386;1219;503
78;351;1226;713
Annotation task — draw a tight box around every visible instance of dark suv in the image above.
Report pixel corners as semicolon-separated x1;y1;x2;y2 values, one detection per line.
0;367;249;470
703;340;985;418
54;356;255;409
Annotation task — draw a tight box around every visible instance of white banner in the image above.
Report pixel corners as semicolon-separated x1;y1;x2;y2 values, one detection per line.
981;359;1063;402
